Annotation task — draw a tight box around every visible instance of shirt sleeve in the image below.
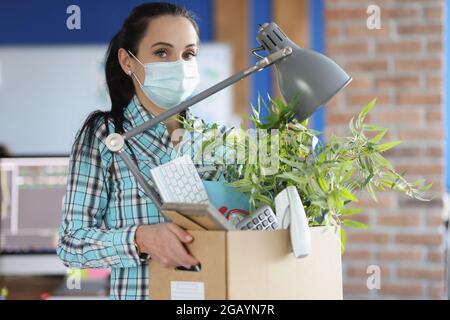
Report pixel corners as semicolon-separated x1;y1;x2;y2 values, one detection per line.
56;119;141;269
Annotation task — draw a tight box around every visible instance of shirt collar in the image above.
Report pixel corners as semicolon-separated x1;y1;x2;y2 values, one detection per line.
124;95;156;129
122;95;201;161
124;95;196;129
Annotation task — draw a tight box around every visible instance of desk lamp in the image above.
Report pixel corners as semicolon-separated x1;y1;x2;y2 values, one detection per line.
104;22;352;209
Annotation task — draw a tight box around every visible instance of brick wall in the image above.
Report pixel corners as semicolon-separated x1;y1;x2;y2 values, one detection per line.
324;0;446;299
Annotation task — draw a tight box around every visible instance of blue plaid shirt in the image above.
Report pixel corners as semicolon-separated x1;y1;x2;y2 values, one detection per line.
57;96;226;299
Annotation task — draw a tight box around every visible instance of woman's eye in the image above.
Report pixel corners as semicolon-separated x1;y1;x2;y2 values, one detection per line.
184;51;197;60
154;50;167;58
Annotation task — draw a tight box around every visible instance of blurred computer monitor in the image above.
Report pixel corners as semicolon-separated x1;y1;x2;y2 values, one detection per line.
0;157;69;275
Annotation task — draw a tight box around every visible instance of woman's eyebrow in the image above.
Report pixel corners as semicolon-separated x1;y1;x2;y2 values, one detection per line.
151;42;197;48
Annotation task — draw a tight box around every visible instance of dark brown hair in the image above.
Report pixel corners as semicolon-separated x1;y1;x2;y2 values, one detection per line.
76;2;200;151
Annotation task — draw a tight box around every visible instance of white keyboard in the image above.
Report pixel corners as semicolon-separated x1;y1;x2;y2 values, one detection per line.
150;155;209;204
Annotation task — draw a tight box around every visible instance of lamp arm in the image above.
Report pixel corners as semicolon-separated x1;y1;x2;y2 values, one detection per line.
117;148;164;210
122;46;293;140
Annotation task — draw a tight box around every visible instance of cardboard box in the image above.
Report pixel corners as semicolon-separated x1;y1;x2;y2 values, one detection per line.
149;212;343;300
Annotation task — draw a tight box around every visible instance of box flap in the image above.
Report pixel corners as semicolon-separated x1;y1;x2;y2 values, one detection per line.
161;202;236;231
162;210;207;231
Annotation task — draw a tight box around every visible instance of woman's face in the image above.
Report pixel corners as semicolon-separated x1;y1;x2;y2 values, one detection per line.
119;15;199;88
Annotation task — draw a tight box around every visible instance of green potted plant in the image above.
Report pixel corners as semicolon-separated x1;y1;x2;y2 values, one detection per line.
181;95;431;251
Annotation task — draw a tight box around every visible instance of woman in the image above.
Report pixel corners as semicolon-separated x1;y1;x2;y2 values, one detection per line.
57;2;226;300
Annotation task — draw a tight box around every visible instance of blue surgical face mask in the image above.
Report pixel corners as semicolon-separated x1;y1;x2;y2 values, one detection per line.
128;50;200;109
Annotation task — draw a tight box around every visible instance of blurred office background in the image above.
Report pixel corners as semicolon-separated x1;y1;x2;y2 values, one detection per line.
0;0;448;299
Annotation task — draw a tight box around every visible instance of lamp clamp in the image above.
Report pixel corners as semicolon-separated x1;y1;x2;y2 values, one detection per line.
105;133;125;153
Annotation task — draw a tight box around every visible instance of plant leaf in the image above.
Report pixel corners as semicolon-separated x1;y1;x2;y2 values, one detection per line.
357;98;377;125
343;219;368;229
370;129;388;144
340;228;346;254
376;141;402;152
341;208;364;216
318;177;328;193
276;172;304;185
253;194;274;206
340;188;358;202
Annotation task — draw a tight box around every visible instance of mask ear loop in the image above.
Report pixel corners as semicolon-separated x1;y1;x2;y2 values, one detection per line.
127;50;145;88
127;50;145;67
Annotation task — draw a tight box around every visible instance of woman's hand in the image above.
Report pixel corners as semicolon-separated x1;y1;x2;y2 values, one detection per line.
135;223;199;269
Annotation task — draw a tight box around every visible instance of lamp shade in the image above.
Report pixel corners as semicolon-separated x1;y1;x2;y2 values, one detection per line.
257;22;352;122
